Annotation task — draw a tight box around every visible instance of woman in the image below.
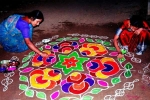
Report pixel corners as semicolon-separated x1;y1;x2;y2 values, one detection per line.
0;10;48;57
113;15;150;58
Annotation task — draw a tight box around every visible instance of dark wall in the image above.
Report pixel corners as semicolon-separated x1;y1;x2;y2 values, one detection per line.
0;0;40;11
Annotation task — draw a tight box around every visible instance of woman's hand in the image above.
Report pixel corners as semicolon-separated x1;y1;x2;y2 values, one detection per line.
25;38;49;58
39;52;49;57
117;53;124;59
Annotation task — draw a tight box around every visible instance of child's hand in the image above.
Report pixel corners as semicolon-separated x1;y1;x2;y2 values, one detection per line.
40;52;49;57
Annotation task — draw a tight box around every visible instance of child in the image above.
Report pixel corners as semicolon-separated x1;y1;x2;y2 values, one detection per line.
113;15;150;58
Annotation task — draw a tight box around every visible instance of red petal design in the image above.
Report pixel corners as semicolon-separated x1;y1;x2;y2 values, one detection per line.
96;51;107;56
90;46;99;50
46;81;57;90
73;82;85;90
69;82;89;94
62;47;72;52
82;50;91;55
29;69;43;76
70;74;81;80
36;76;48;84
90;72;96;77
32;54;41;62
89;59;104;72
59;41;71;47
56;80;61;85
48;70;58;77
102;61;120;75
43;57;51;65
67;74;86;83
82;43;88;47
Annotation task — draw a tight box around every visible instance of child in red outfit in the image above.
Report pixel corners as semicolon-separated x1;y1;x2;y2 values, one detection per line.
113;15;150;58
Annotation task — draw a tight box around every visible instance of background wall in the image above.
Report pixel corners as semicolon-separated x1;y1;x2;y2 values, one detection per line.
0;0;148;32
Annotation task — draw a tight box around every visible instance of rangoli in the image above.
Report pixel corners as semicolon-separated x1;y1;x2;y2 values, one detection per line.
17;33;141;100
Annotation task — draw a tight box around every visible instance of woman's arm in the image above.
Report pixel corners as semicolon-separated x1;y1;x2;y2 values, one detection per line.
113;35;124;58
24;38;49;57
113;35;121;53
113;19;130;58
114;19;129;52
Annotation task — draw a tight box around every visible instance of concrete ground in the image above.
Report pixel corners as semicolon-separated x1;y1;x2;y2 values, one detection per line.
0;0;150;100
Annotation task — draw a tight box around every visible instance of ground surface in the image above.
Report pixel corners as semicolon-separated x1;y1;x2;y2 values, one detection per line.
0;0;150;100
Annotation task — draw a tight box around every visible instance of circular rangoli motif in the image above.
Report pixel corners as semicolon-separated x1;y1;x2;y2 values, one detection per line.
18;34;140;100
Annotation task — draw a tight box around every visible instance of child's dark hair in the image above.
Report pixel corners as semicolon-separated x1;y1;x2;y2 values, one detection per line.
130;15;144;28
26;10;44;22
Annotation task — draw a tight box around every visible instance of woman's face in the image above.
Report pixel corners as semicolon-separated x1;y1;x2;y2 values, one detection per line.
31;19;43;27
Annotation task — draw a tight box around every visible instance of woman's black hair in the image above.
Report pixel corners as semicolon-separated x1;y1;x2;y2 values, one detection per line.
130;15;144;28
26;10;44;22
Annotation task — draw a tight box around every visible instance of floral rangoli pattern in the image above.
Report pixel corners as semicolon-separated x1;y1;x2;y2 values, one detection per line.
61;72;95;94
86;57;120;79
29;68;61;90
18;34;141;100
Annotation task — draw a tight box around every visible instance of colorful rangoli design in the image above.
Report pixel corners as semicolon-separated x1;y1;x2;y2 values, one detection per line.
18;34;141;100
